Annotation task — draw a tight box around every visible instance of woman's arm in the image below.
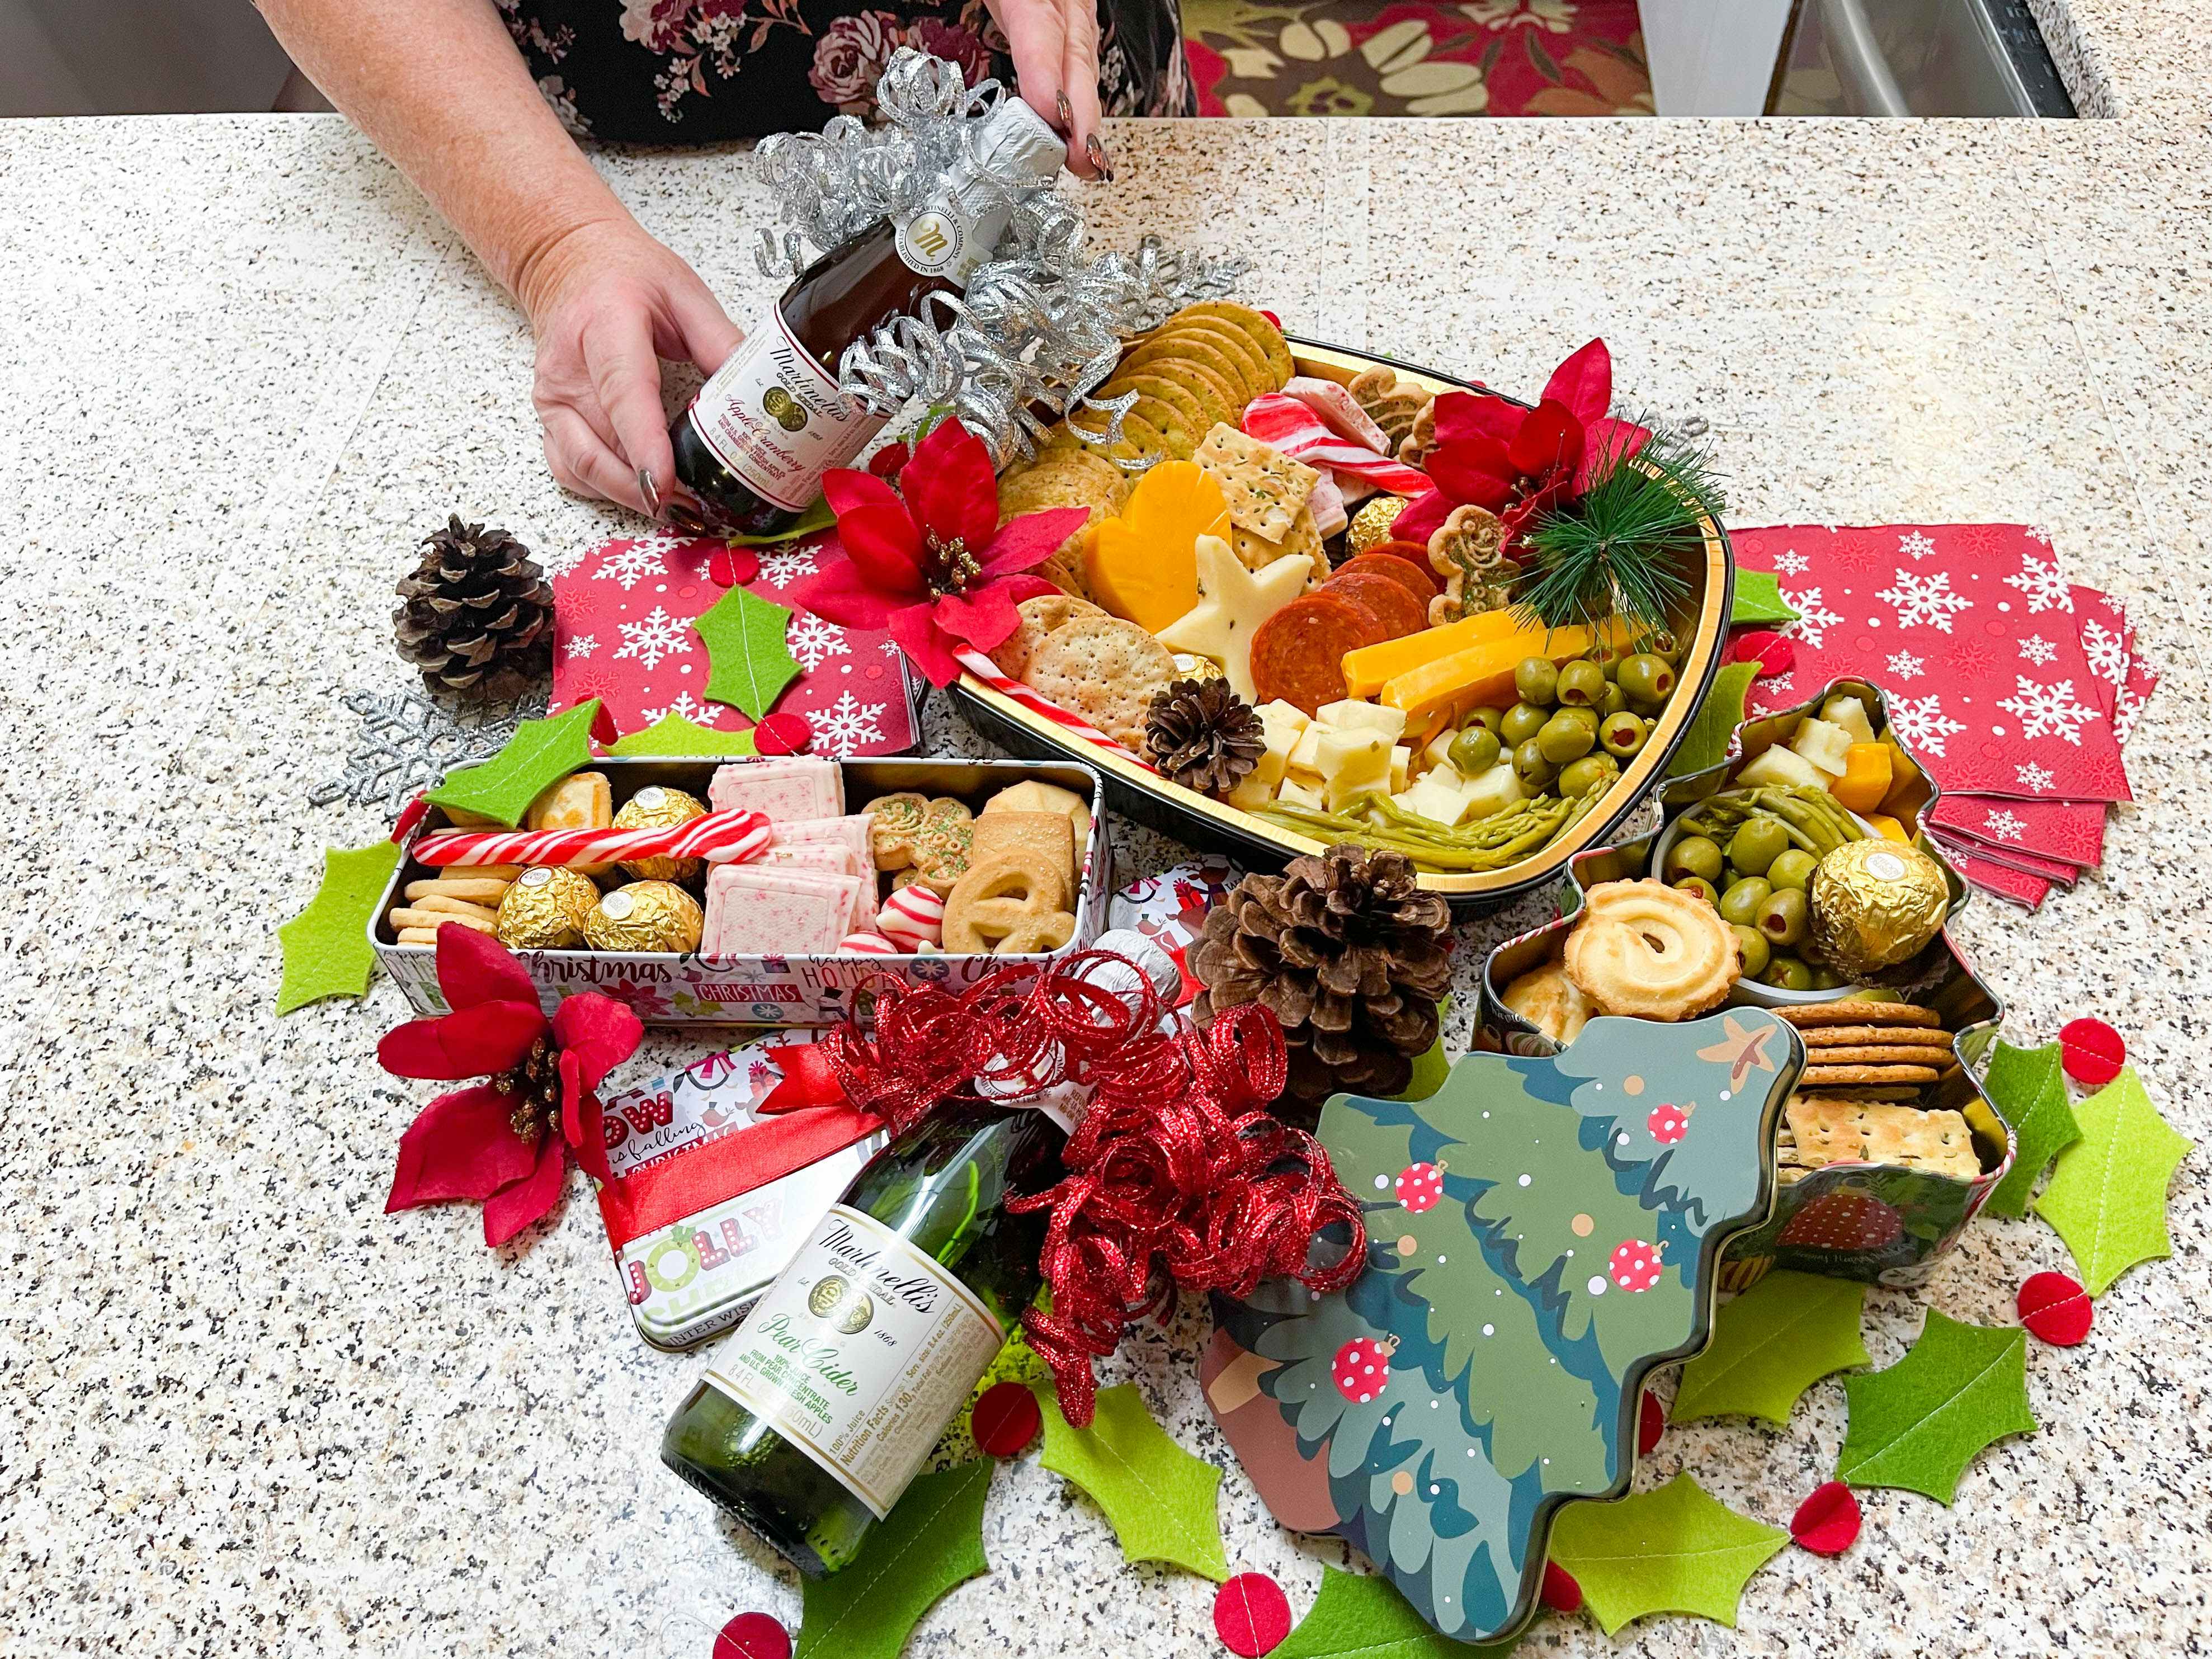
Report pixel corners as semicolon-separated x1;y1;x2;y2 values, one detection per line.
255;0;738;513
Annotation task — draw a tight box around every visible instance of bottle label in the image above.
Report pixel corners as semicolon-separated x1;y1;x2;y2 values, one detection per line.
702;1203;1005;1519
686;305;886;512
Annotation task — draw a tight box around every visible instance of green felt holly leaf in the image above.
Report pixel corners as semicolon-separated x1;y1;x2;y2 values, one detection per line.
2034;1066;2191;1295
725;498;835;545
1666;660;1758;779
1979;1038;2081;1219
1671;1270;1869;1426
698;586;803;720
1039;1383;1228;1580
276;841;404;1014
423;699;601;828
1273;1568;1517;1659
1836;1310;2035;1502
606;712;759;758
793;1459;991;1659
1730;571;1801;627
1547;1473;1786;1636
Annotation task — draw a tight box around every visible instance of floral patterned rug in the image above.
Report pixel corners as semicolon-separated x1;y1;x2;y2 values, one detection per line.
1181;0;1652;117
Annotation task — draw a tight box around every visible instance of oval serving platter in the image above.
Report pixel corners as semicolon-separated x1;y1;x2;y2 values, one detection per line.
949;336;1737;914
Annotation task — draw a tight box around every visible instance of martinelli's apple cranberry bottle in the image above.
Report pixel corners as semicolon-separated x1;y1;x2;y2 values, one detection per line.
667;96;1063;536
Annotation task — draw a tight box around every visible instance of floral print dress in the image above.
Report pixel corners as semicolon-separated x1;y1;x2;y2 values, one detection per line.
497;0;1194;141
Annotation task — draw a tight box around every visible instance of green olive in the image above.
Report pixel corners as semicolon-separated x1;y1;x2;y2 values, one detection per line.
1756;888;1809;946
1501;701;1550;747
1513;657;1560;707
1809;966;1846;989
1558;754;1619;798
1600;712;1649;757
1463;705;1506;736
1766;849;1818;892
1592;642;1630;679
1448;727;1502;776
1642;628;1683;664
1664;834;1725;883
1731;923;1771;978
1628;695;1670;722
1513;738;1557;789
1671;875;1720;906
1719;877;1774;927
1600;682;1629;718
1537;711;1596;765
1616;653;1677;705
1764;955;1814;991
1728;818;1790;878
1556;661;1609;709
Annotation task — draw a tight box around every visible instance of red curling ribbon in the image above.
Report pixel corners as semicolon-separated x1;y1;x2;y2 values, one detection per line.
594;1097;884;1251
730;954;1369;1427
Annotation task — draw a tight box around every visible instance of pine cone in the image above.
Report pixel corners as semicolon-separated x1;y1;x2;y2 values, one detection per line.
1191;845;1454;1107
1145;678;1264;799
394;516;554;700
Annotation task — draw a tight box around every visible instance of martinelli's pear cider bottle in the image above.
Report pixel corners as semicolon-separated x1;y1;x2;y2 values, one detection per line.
661;935;1181;1577
667;95;1063;536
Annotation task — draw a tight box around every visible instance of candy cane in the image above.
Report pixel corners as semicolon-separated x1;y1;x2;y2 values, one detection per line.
1242;393;1437;496
415;808;774;868
955;648;1158;771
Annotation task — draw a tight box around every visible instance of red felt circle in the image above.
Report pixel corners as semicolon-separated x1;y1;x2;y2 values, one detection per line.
971;1382;1043;1457
1637;1389;1664;1457
2058;1018;2125;1086
713;1612;791;1659
1729;630;1795;679
1213;1573;1292;1657
2018;1271;2093;1346
1540;1561;1583;1614
708;545;761;590
1789;1481;1862;1557
752;713;814;756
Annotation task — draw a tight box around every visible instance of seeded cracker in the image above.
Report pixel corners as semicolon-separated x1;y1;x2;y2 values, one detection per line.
1025;616;1179;750
1195;424;1320;545
1784;1097;1983;1181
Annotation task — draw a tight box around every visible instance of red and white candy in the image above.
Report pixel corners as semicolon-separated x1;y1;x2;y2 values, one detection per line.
833;932;899;956
415;808;771;869
876;885;946;952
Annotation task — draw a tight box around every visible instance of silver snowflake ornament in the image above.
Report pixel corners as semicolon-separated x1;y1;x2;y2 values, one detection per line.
309;685;544;818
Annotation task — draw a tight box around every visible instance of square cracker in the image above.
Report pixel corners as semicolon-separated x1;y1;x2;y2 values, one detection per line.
1784;1097;1982;1181
1195;424;1319;545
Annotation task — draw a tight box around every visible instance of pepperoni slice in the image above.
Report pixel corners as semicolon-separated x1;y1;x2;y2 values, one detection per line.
1323;572;1426;640
1368;538;1440;574
1249;591;1385;714
1335;551;1442;597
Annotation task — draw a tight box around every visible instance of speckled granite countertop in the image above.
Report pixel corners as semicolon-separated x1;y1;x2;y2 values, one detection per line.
3;111;2209;1657
2032;0;2212;114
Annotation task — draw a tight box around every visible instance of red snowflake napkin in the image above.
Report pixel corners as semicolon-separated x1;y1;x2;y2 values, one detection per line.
1733;525;2130;803
547;531;922;755
1925;795;2109;868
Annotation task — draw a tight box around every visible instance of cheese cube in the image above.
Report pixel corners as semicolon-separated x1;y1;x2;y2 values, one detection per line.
1242;703;1307;793
1287;723;1327;779
1315;728;1392;812
1275;777;1326;812
1461;763;1527;822
1317;700;1408;743
1397;771;1473;827
1422;728;1458;773
1820;694;1878;744
1390;744;1412;794
1790;717;1853;777
1739;745;1828;790
1225;767;1278;812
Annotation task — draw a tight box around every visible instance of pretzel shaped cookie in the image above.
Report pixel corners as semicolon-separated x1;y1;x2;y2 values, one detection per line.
941;851;1076;955
863;793;975;896
1563;879;1739;1021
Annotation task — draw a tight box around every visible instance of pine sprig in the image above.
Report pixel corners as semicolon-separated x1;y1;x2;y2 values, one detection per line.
1513;423;1727;637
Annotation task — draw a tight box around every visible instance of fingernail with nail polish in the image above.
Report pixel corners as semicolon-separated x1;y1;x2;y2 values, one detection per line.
1084;134;1113;181
1055;92;1072;130
638;467;662;516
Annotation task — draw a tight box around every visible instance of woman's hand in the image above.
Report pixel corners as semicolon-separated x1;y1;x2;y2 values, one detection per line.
515;216;743;516
987;0;1112;180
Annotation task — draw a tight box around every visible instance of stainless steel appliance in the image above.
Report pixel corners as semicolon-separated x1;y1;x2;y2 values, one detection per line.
1770;0;2076;115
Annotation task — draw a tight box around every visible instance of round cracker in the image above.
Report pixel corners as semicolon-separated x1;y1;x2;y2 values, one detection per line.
988;593;1106;680
1107;369;1230;431
1144;356;1244;422
998;470;1120;517
1777;1000;1943;1029
1799;1063;1943;1085
1799;1024;1955;1048
1024;616;1178;750
1121;331;1262;406
1098;373;1209;438
1152;322;1272;400
1167;301;1295;389
1796;1045;1958;1067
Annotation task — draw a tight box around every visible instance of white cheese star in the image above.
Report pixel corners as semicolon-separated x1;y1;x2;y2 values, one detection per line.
1154;535;1313;702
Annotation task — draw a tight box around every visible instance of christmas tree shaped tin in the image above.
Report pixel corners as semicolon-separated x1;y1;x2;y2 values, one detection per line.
1203;1010;1801;1645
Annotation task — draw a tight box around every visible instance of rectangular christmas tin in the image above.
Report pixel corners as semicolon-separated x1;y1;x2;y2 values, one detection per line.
370;756;1111;1027
595;1043;885;1351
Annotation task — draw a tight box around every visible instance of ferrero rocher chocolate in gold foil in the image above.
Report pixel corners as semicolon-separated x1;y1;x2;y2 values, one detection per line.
613;784;706;882
496;865;600;949
1169;652;1224;684
1346;494;1408;555
584;881;704;954
1808;839;1948;978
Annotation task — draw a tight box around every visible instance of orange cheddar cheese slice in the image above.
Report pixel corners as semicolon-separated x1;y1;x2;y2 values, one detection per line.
1340;607;1526;699
1379;616;1639;727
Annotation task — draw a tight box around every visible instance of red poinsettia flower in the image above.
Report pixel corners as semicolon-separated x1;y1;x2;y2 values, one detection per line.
1395;339;1651;549
380;926;642;1247
794;420;1090;685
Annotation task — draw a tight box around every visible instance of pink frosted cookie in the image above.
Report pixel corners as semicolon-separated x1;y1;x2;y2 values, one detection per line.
702;866;857;956
708;757;844;822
